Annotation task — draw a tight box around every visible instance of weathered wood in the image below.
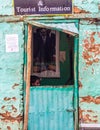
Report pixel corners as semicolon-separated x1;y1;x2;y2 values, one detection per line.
24;24;32;130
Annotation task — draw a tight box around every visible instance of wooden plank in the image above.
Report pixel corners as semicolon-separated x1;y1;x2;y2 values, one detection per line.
24;24;32;130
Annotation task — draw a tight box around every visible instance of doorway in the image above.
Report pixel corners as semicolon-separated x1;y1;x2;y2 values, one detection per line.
24;20;79;130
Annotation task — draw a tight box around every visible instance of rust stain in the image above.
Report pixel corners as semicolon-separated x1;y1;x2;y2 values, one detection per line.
79;80;83;88
12;97;17;101
4;97;11;101
7;126;11;130
83;114;91;122
11;105;17;112
91;32;96;36
79;107;85;119
82;32;100;66
97;32;100;37
80;96;100;104
95;96;100;104
74;6;90;13
0;111;23;123
93;120;98;123
87;110;94;113
93;116;98;118
1;105;5;110
79;107;98;123
12;83;19;89
90;36;95;43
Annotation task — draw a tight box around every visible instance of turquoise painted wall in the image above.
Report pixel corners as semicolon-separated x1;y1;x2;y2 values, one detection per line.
0;22;24;129
74;0;100;13
0;0;100;129
79;20;100;124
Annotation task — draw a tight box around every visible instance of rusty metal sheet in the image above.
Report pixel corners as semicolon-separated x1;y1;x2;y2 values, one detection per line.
25;20;79;36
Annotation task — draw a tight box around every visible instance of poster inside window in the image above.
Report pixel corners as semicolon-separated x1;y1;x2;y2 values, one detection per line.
32;27;60;78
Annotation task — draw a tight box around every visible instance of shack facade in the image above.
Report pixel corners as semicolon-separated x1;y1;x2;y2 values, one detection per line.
0;0;100;130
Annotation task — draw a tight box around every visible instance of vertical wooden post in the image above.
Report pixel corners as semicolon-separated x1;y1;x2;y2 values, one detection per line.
24;24;32;130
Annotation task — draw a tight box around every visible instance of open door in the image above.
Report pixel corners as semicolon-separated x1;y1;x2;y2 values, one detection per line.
24;19;79;130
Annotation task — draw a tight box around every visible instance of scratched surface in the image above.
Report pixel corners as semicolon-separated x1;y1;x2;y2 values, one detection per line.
0;22;24;129
79;21;100;124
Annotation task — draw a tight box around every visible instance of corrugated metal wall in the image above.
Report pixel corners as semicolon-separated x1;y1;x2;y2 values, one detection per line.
28;87;74;130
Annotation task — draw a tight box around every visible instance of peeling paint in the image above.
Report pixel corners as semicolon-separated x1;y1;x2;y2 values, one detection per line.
12;83;19;89
12;97;17;101
11;105;17;112
79;24;100;125
1;106;6;110
82;31;100;66
79;107;98;123
79;80;83;88
87;110;94;113
74;6;90;13
7;126;11;130
0;111;23;123
80;96;100;104
4;97;11;101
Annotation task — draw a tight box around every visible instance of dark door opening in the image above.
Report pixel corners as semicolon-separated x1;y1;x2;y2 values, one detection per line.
30;26;75;86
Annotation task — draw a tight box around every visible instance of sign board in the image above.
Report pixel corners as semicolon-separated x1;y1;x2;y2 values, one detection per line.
14;0;72;15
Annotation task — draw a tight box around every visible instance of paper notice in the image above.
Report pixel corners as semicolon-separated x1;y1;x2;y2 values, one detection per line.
6;34;19;52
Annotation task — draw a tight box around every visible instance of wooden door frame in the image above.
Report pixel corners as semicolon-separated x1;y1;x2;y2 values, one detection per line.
24;24;32;130
24;20;79;130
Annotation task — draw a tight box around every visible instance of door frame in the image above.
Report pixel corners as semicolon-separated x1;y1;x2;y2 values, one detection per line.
24;19;79;130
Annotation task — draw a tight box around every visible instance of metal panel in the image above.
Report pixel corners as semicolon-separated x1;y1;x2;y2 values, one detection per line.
26;20;79;36
28;87;74;130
